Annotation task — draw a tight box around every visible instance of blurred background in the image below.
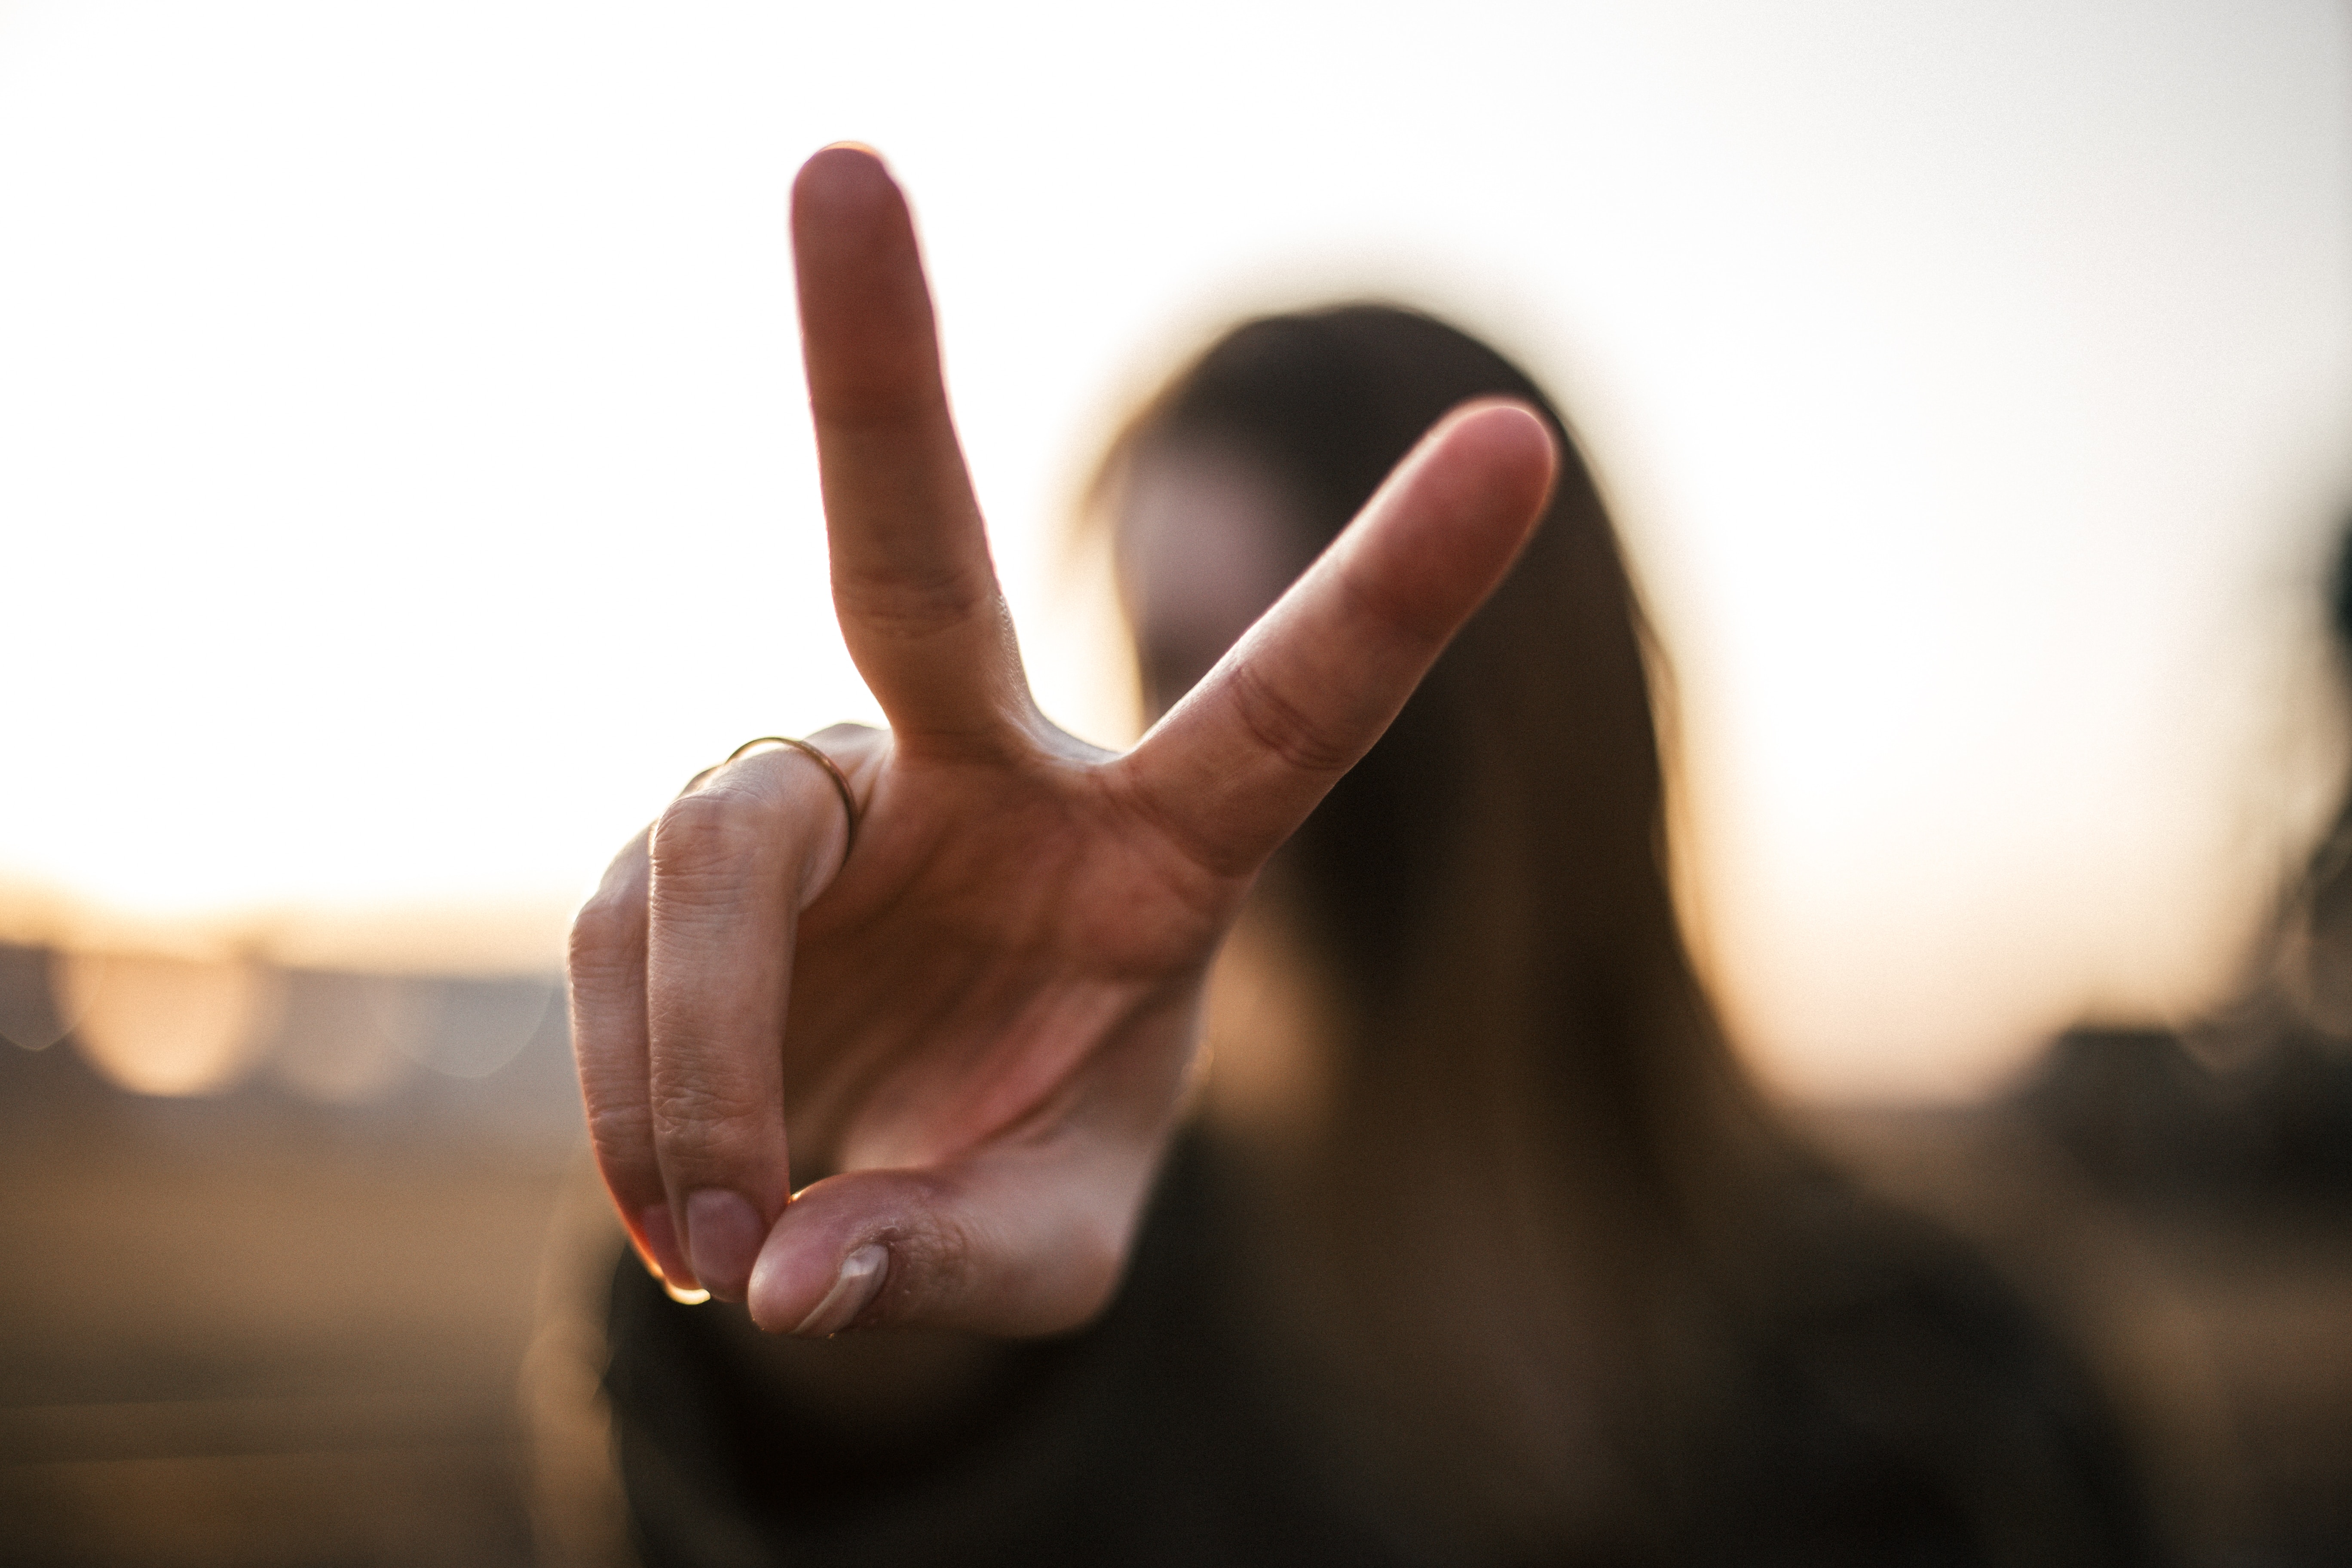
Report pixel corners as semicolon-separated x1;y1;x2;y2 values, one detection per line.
2;0;2349;1563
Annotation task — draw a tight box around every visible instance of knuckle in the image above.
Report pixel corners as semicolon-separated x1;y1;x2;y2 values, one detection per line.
870;1179;1132;1335
582;1097;655;1165
832;563;993;643
652;790;760;867
838;1177;972;1328
1227;659;1356;777
650;793;782;906
648;1077;771;1164
731;745;841;814
567;893;642;973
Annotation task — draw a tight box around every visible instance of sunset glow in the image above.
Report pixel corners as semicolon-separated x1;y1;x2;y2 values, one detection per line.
3;1;2348;1098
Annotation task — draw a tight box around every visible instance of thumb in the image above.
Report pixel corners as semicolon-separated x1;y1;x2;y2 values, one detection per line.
745;1133;1157;1338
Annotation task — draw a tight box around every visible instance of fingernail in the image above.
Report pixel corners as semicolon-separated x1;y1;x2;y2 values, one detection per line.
792;1244;888;1337
685;1189;767;1302
634;1204;704;1301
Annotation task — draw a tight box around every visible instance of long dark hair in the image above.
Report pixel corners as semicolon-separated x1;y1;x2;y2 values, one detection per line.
1103;306;1797;1552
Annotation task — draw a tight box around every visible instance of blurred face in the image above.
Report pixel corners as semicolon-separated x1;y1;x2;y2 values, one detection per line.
1114;441;1314;722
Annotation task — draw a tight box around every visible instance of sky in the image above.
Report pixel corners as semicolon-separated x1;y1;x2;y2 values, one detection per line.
2;0;2349;1098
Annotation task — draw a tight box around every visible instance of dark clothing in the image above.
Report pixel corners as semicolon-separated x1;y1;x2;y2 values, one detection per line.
605;1134;2158;1568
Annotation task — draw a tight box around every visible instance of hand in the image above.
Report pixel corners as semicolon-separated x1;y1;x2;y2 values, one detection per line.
567;145;1558;1338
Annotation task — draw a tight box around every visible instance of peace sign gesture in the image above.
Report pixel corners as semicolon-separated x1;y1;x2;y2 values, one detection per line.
568;146;1557;1338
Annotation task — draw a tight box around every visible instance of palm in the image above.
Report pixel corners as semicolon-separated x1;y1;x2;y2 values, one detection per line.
569;145;1556;1338
785;740;1228;1179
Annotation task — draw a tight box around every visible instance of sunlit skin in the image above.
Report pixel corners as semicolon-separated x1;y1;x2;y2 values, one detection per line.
567;144;1557;1338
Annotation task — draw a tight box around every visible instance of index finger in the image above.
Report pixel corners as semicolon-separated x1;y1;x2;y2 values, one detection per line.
792;146;1032;753
1123;399;1557;876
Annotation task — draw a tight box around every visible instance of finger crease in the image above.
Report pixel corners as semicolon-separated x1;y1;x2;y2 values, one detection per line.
1226;658;1357;778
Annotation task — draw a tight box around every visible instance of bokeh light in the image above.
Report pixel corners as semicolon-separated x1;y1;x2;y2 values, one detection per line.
57;952;280;1097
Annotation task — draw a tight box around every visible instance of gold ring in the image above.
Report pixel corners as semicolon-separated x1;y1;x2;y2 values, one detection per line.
724;736;861;859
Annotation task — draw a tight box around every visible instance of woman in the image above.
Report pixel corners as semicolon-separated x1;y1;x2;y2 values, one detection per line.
570;147;2156;1565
